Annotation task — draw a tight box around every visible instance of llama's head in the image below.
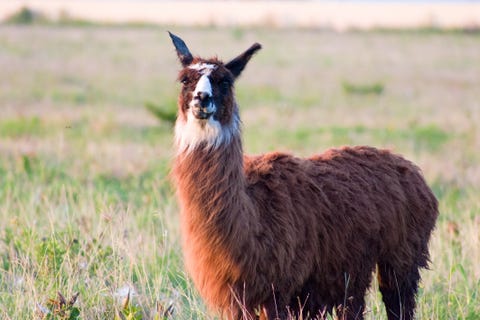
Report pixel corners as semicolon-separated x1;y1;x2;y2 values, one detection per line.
169;32;261;153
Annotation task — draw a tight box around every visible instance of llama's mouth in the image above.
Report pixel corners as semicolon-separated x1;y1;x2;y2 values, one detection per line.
193;109;214;120
192;104;215;120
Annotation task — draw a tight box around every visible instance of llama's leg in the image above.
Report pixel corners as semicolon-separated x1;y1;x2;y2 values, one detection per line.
335;294;365;320
287;293;329;320
227;297;257;320
260;294;289;320
377;263;421;320
288;279;332;320
298;292;331;319
229;305;253;320
334;270;373;320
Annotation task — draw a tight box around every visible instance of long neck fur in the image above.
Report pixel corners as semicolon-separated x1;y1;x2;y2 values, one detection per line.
172;126;258;312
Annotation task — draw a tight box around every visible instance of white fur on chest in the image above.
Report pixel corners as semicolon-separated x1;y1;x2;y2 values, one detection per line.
175;111;240;154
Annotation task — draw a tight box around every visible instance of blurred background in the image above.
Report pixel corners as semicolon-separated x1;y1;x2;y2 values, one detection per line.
0;1;479;319
2;1;480;30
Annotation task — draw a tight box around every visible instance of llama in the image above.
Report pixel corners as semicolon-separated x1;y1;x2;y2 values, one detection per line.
168;32;438;320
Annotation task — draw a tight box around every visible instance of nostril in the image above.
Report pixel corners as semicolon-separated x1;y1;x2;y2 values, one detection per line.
197;91;210;102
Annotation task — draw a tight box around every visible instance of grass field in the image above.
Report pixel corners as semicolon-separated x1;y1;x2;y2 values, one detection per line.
0;25;479;319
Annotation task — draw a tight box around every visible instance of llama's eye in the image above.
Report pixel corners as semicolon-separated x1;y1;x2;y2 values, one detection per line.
181;77;189;85
220;80;231;91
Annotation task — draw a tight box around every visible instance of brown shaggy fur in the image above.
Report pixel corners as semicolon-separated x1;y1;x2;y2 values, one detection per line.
169;33;439;320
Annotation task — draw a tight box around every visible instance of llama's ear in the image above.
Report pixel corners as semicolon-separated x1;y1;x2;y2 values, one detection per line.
225;43;262;79
168;31;194;67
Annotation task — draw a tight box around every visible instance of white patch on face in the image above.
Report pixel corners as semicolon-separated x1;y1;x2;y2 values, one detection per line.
189;63;216;74
189;63;217;113
190;74;215;113
194;74;212;96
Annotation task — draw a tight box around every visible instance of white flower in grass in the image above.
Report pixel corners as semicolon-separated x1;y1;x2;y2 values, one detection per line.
114;284;138;304
36;302;50;315
115;285;137;297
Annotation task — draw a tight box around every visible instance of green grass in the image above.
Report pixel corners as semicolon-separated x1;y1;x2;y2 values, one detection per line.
0;25;479;319
0;117;49;138
342;81;384;95
248;123;450;154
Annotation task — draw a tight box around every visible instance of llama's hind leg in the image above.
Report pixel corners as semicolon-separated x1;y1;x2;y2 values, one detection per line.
377;263;421;320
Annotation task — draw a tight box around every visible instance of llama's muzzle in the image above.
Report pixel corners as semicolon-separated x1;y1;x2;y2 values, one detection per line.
192;107;214;120
192;92;214;119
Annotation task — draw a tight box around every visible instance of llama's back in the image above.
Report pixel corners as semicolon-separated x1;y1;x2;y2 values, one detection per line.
309;146;438;261
243;145;438;305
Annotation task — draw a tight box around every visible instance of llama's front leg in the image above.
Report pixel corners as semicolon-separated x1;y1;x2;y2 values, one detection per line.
260;295;288;320
335;295;365;320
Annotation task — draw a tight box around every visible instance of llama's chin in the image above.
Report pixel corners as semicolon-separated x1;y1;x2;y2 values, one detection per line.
174;112;239;154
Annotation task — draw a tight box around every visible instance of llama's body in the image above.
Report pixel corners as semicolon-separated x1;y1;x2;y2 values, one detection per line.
169;33;438;319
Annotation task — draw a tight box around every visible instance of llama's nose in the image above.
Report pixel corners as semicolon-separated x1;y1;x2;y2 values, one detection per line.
197;91;209;101
196;91;211;107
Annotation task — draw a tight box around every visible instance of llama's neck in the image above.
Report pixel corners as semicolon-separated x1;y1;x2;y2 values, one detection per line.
173;104;248;225
173;131;257;307
173;132;253;227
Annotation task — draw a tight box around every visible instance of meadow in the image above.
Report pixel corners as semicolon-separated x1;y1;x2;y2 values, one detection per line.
0;25;479;319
